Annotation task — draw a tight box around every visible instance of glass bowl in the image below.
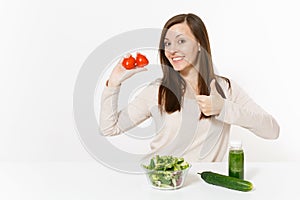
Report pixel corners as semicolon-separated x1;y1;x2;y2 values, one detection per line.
142;165;191;190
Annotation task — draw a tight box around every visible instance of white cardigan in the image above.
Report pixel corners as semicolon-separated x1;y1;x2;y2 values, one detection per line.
100;77;279;162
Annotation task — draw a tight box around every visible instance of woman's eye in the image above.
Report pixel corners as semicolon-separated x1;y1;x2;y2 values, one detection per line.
164;41;171;47
178;39;186;44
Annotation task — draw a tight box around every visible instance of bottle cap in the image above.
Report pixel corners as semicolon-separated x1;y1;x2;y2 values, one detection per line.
230;140;242;148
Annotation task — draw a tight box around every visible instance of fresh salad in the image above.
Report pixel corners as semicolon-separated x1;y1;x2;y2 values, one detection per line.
142;155;190;189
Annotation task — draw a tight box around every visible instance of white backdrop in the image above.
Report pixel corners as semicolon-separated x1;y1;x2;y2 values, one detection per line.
1;0;299;162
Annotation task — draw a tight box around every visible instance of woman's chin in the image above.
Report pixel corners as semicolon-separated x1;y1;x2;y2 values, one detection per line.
172;64;186;72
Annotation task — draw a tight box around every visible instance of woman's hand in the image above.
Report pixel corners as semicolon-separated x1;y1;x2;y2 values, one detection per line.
196;79;224;116
107;55;148;87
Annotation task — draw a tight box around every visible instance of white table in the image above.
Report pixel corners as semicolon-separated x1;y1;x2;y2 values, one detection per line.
1;161;299;200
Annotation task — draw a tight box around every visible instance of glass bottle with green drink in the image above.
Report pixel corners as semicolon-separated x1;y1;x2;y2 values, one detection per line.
228;140;244;179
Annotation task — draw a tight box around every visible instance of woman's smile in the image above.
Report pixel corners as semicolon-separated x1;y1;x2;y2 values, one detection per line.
172;56;185;62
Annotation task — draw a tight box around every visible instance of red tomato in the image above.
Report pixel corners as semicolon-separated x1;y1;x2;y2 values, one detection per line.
135;53;149;67
122;55;136;70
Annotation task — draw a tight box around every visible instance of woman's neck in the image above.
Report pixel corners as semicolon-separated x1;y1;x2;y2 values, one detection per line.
180;65;199;93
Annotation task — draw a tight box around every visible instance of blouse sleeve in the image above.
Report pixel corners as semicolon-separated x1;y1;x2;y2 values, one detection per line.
215;79;280;139
99;81;157;136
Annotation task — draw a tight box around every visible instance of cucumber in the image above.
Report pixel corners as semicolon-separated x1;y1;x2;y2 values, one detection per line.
198;171;253;192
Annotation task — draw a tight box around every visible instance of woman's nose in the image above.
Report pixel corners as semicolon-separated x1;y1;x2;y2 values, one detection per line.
167;45;178;54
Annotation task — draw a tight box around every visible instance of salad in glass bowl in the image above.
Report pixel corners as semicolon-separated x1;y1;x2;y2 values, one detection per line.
141;155;191;190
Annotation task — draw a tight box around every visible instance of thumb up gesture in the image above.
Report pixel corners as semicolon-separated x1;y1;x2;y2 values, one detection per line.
196;79;225;116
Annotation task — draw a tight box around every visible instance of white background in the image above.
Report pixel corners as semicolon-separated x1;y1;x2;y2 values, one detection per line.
1;0;299;163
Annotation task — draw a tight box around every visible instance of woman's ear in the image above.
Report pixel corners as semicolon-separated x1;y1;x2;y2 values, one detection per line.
198;43;201;51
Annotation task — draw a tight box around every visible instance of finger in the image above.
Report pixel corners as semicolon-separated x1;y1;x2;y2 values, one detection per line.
198;103;209;116
132;67;148;73
119;56;124;63
118;53;131;64
124;68;148;80
124;53;131;58
115;57;123;66
195;95;209;102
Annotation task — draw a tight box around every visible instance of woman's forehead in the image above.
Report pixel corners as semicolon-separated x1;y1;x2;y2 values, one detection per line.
165;23;196;40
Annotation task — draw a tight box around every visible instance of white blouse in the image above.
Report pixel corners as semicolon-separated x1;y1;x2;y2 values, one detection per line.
100;77;279;162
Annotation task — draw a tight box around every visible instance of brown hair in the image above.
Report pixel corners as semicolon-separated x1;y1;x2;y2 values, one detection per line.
158;13;231;119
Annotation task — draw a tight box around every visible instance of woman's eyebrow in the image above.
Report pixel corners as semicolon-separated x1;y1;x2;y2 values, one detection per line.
175;34;183;38
164;34;183;40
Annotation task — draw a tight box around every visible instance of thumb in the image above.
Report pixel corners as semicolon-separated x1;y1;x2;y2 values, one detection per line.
118;54;131;64
210;79;218;95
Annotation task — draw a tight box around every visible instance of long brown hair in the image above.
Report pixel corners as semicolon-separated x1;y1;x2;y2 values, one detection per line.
158;13;231;119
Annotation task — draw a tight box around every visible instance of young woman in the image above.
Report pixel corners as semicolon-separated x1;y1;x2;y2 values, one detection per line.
100;13;279;162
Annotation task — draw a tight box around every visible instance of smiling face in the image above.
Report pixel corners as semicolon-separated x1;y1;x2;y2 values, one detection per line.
164;22;200;72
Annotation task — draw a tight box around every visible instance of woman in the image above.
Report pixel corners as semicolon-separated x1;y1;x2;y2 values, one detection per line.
100;13;279;162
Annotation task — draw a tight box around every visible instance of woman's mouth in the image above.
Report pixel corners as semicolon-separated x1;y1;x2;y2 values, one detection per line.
172;56;184;62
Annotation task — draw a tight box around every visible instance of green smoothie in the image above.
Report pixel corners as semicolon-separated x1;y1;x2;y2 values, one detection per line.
229;149;244;179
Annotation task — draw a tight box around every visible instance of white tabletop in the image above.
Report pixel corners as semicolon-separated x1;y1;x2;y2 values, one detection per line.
1;161;299;200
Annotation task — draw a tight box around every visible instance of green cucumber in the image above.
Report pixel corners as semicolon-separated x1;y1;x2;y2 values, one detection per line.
198;171;253;192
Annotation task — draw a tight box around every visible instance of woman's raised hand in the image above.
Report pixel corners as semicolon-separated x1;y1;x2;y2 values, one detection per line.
107;54;148;87
196;79;225;116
